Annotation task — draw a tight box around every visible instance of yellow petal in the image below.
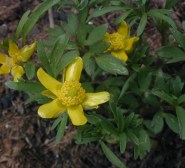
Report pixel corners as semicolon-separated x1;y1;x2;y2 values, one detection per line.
41;90;57;99
104;32;110;42
124;36;139;52
117;21;130;39
65;57;82;81
38;99;66;118
82;92;110;108
67;105;87;126
0;64;11;74
37;68;63;96
8;42;20;58
111;50;128;62
0;53;7;63
11;65;24;81
20;41;37;62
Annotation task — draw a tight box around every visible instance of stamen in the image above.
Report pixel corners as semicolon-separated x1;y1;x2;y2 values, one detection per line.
108;33;125;50
58;80;86;106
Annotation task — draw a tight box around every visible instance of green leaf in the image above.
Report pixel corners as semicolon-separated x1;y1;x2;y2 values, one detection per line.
88;6;128;21
124;113;135;128
171;76;184;96
85;24;108;45
37;40;51;73
23;0;60;39
103;77;124;87
76;136;99;144
119;73;136;100
15;10;30;40
66;13;78;35
178;94;185;104
152;90;176;106
25;93;50;104
57;50;78;74
95;55;128;75
157;46;185;63
108;87;120;105
83;53;96;77
100;141;126;168
134;129;150;159
165;0;181;9
75;0;88;10
151;112;164;134
176;106;185;139
148;9;176;29
147;9;172;15
127;131;139;145
48;27;64;37
137;13;147;36
50;34;69;76
78;5;88;22
170;28;185;51
51;115;63;130
119;133;127;154
89;41;109;54
182;21;185;31
82;82;94;92
138;68;152;92
76;23;91;45
117;109;126;132
5;81;45;93
109;99;118;120
86;114;102;124
56;113;68;144
142;0;147;5
101;119;117;134
23;62;36;80
163;113;179;133
115;10;133;24
143;93;160;107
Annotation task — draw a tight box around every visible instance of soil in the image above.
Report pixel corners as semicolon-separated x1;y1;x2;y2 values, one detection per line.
0;1;185;168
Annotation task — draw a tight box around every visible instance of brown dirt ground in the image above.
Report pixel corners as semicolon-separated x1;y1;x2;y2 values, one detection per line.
1;1;185;168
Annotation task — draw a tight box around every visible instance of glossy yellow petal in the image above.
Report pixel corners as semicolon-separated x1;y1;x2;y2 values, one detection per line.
82;92;110;108
124;36;139;52
117;21;130;39
65;57;82;81
20;41;37;62
41;90;57;99
11;65;24;81
0;64;11;74
0;53;7;63
67;105;87;126
37;68;63;96
38;99;66;118
8;42;20;58
111;50;128;62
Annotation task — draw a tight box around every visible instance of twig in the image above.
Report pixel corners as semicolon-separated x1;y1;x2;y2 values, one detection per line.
48;8;55;28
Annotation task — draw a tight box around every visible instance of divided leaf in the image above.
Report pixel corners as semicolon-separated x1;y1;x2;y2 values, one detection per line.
95;55;128;75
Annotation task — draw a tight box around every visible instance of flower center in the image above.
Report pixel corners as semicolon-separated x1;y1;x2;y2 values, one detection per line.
5;57;15;66
109;33;125;50
58;80;86;106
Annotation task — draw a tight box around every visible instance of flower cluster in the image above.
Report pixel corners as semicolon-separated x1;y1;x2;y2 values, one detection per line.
0;41;36;81
105;21;139;62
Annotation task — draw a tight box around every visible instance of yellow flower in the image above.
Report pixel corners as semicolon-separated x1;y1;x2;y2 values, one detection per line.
0;41;36;81
104;21;139;62
37;57;110;126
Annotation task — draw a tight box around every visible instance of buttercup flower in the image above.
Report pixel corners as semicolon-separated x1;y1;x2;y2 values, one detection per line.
104;21;139;62
37;57;110;126
0;41;37;81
